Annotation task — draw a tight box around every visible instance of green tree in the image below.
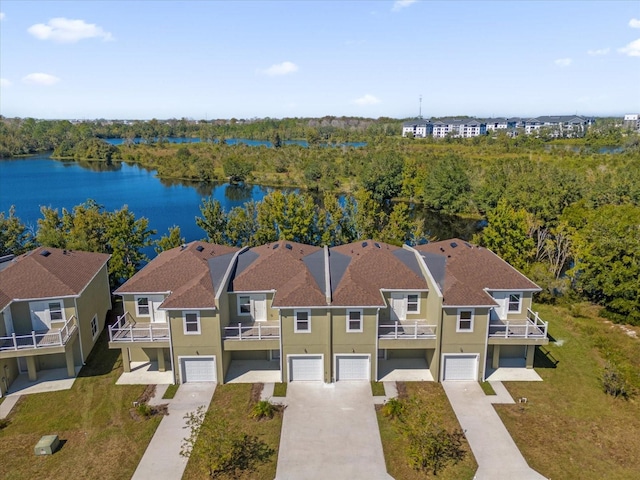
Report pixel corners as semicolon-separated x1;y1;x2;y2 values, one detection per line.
422;155;471;214
320;193;356;246
255;191;319;244
155;225;185;253
226;202;260;247
0;206;35;255
475;198;535;271
381;202;424;246
360;152;404;202
352;189;386;240
196;197;228;244
222;156;253;184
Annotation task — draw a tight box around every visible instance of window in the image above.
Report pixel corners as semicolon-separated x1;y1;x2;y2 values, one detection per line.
407;294;419;313
508;294;522;313
183;312;200;335
347;310;363;332
136;297;150;316
238;295;251;315
90;315;99;339
294;310;311;333
457;310;474;332
48;302;64;321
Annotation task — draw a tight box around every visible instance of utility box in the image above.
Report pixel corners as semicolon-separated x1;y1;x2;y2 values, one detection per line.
34;435;60;456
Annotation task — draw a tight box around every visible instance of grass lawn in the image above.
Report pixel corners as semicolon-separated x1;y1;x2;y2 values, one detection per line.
162;383;179;399
0;330;161;480
479;381;496;395
371;381;386;396
182;383;282;480
496;303;640;480
272;382;287;397
377;382;477;480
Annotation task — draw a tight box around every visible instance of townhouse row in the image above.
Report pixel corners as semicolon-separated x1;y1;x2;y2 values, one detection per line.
0;238;549;394
402;115;594;138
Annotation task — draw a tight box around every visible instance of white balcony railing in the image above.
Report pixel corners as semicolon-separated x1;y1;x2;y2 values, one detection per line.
0;315;77;351
488;308;548;339
224;323;280;340
108;312;169;342
378;321;437;339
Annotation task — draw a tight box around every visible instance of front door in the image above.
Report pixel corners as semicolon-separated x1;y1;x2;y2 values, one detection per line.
492;293;508;320
251;294;267;322
390;294;406;321
29;301;50;330
150;296;166;323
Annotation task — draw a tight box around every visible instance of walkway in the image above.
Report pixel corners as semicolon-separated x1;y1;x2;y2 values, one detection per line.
275;382;393;480
131;383;216;480
442;381;547;480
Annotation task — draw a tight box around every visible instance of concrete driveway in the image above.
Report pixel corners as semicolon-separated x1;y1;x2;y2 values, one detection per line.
442;381;547;480
275;382;393;480
132;382;216;480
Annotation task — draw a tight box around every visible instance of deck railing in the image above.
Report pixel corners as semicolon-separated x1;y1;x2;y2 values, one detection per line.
378;321;437;339
488;308;548;339
108;312;169;342
224;323;280;340
0;315;77;351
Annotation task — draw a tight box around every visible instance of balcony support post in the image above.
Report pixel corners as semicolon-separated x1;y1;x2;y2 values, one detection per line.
26;356;37;381
121;347;131;373
65;347;76;377
492;344;501;369
526;345;535;369
157;348;166;372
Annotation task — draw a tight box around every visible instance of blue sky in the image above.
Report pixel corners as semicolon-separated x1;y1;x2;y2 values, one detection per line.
1;1;639;119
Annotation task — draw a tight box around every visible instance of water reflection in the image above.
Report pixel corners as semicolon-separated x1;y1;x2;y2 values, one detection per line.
224;184;254;202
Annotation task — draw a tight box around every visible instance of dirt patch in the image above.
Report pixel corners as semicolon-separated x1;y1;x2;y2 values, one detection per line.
250;383;264;404
396;382;408;400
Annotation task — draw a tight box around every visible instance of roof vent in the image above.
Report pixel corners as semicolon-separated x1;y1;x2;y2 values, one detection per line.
440;247;445;252
450;242;458;248
273;243;279;250
180;244;187;250
196;245;204;252
464;242;472;248
40;250;51;257
374;242;380;248
362;241;368;248
285;244;292;250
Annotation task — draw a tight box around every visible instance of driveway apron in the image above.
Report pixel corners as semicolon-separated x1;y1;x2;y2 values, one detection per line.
275;382;393;480
132;383;216;480
442;381;547;480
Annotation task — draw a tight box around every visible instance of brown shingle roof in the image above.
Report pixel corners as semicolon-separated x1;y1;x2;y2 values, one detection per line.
115;241;238;309
414;239;539;306
330;241;427;306
0;247;110;310
231;242;327;307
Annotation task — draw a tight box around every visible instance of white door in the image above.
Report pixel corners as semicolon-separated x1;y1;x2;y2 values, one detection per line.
149;295;166;323
492;293;508;320
336;355;370;381
29;301;50;330
443;355;478;381
181;357;216;383
289;355;323;382
251;294;267;321
390;294;406;321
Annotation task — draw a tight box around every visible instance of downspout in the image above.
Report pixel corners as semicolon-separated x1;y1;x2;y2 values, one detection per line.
278;309;283;383
375;307;380;382
167;307;176;384
74;298;85;364
482;311;490;382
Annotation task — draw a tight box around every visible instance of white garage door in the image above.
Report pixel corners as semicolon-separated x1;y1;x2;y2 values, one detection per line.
289;355;323;382
443;355;477;381
336;355;370;381
181;357;216;383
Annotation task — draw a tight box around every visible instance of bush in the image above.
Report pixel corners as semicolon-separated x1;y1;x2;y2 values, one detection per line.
0;418;9;430
136;403;153;417
602;362;633;399
251;400;277;420
381;398;404;419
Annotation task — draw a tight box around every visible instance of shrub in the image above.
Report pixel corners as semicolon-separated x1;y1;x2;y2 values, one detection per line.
381;398;404;419
602;362;633;399
251;400;276;420
0;418;9;430
136;403;153;417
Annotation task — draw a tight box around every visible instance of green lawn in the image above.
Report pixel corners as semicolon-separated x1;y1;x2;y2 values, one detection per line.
496;303;640;480
377;382;477;480
0;329;161;480
182;383;282;480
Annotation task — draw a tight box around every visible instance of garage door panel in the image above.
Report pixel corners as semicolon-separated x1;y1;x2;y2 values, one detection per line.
182;357;216;383
289;355;323;382
336;355;370;381
443;355;477;381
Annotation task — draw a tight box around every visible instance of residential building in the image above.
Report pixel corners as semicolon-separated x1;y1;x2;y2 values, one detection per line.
0;247;111;396
624;114;640;132
432;118;487;138
109;238;548;385
401;118;432;138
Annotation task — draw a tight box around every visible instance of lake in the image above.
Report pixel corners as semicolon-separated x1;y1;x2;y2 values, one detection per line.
0;154;480;258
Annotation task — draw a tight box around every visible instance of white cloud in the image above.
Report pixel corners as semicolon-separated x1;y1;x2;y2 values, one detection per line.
27;17;113;43
587;48;610;56
392;0;418;12
260;61;299;76
618;38;640;56
22;73;60;86
629;18;640;28
0;78;11;87
554;58;572;67
0;12;5;21
353;94;381;106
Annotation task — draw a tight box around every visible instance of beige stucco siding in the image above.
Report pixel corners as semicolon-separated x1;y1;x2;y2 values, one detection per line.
379;291;428;323
228;292;278;323
281;308;331;382
331;308;377;380
440;307;491;380
75;263;111;362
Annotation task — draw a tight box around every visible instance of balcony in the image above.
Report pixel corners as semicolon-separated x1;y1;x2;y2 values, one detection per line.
488;308;548;341
224;322;280;341
378;321;437;339
108;312;170;345
0;315;78;356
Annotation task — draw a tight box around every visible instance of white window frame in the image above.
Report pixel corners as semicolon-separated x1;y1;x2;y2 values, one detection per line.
135;296;150;317
346;309;363;332
407;294;419;313
183;311;201;335
294;309;311;333
237;295;251;316
90;314;99;339
48;301;65;322
508;293;522;313
456;309;474;332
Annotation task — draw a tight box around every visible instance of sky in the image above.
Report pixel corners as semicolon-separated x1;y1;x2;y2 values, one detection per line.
0;0;639;120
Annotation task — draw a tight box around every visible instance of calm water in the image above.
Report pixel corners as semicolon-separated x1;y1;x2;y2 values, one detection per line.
0;154;479;258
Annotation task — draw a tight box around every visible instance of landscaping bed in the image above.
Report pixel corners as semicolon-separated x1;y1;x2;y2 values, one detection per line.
496;303;640;480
